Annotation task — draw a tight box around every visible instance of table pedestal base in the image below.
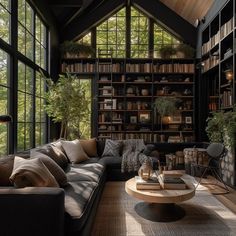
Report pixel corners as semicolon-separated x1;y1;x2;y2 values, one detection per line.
134;202;185;222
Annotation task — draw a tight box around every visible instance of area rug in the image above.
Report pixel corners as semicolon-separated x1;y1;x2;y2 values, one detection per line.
91;181;236;236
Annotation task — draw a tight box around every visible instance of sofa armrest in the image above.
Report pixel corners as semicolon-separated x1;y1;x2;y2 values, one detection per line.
0;187;65;236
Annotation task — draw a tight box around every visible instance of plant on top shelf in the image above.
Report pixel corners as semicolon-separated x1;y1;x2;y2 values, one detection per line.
60;41;95;58
159;45;176;59
40;70;90;139
176;44;195;58
206;106;236;149
154;97;179;131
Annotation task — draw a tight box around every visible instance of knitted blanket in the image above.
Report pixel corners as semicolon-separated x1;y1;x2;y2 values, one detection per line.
121;139;152;173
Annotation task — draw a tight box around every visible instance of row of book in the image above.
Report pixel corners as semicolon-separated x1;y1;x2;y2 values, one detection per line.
201;31;220;55
61;63;95;73
202;56;219;72
220;18;234;39
156;64;194;73
135;171;186;190
221;90;232;108
98;63;123;73
126;63;152;73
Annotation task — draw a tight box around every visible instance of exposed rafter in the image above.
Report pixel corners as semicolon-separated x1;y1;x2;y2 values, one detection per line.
48;0;83;7
61;0;125;41
133;0;197;46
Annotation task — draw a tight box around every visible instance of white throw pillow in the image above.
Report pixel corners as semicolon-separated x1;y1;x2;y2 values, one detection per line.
61;139;89;164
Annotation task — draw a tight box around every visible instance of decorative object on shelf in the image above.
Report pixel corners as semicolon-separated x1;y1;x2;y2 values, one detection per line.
176;44;195;58
139;112;150;124
224;69;233;83
183;89;192;95
126;86;135;95
104;99;116;110
154;97;178;131
206;106;236;148
138;159;153;181
159;45;176;59
40;71;90;139
169;115;182;124
60;41;95;58
141;89;149;96
185;116;192;124
160;76;168;82
130;116;137;124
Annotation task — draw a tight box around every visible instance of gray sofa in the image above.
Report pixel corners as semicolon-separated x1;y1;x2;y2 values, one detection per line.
0;140;159;236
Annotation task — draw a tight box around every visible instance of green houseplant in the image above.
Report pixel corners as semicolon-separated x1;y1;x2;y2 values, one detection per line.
60;41;95;58
154;97;178;130
206;107;236;149
159;45;176;59
41;71;90;139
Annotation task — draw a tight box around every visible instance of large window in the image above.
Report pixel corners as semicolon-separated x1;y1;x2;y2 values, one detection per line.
96;8;126;58
0;0;11;44
130;7;149;58
0;49;10;155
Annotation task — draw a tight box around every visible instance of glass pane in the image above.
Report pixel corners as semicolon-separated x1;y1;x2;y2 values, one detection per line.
17;123;25;151
41;24;46;47
17;92;25;122
18;25;25;55
41;78;45;98
163;32;172;44
154;31;163;44
108;17;116;30
25;65;33;94
35;123;41;146
41;123;46;144
35;40;41;66
0;86;8;114
97;21;107;31
25;94;33;122
35;15;41;41
18;61;25;92
25;123;33;149
1;0;10;11
35;72;41;96
40;46;46;69
41;99;46;122
18;0;25;26
0;123;7;155
117;8;125;17
0;49;9;86
0;6;10;43
25;2;33;33
26;31;33;60
108;31;116;43
35;97;41;122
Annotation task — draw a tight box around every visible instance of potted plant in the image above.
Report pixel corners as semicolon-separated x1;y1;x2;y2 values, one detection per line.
206;107;236;149
40;71;90;139
176;44;195;58
60;41;95;58
159;45;176;59
154;97;178;131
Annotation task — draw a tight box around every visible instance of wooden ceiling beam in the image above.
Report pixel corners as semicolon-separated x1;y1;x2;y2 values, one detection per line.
49;0;83;7
133;0;197;46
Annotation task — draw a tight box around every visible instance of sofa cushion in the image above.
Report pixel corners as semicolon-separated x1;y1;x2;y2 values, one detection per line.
66;162;104;183
10;156;59;188
99;155;122;169
61;139;89;164
79;138;97;157
31;144;68;169
0;155;15;186
102;139;122;157
31;153;68;187
96;140;105;157
64;181;98;232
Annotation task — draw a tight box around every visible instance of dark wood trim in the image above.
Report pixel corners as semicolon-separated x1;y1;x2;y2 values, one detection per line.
48;0;83;7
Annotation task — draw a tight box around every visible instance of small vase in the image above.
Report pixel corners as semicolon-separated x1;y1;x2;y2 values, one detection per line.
138;160;153;180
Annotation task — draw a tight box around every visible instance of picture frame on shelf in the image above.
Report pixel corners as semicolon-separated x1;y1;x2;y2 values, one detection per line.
185;116;192;124
139;112;150;123
104;99;117;110
130;116;137;124
169;115;182;124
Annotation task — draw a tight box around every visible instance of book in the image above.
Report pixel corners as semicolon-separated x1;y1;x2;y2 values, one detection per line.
158;174;186;190
135;176;161;190
162;170;183;178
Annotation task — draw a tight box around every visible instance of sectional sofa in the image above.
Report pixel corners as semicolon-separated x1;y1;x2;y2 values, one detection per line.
0;139;159;236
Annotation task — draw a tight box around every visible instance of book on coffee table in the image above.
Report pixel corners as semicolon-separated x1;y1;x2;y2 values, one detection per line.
135;176;161;190
162;170;183;178
158;174;186;190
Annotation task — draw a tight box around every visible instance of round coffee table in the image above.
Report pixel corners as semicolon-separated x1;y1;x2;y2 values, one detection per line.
125;175;195;222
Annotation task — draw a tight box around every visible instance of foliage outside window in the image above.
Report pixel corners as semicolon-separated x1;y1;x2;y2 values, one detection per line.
130;7;149;58
77;32;91;46
96;8;126;58
0;0;11;44
0;49;10;155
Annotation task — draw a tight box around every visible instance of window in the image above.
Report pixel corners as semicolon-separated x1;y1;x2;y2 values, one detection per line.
130;7;149;58
96;8;126;58
0;49;10;155
154;23;182;58
0;0;11;44
77;32;91;46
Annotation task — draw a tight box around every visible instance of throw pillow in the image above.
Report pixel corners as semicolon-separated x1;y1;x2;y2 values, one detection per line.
79;138;97;157
0;155;15;186
102;139;122;157
61;139;89;164
31;153;68;187
30;144;68;169
10;156;59;188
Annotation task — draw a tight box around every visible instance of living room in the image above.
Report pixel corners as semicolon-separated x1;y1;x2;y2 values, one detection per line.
0;0;236;235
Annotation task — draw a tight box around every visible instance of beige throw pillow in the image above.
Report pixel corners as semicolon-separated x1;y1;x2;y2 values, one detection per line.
10;156;59;188
79;138;97;157
61;139;89;164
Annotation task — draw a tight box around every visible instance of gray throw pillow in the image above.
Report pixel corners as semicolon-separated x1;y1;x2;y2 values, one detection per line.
31;153;68;187
102;139;122;157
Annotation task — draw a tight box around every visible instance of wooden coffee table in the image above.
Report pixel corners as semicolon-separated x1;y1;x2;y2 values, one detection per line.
125;175;195;222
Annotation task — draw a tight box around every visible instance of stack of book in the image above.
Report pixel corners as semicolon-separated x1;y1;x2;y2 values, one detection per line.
158;171;186;190
135;175;161;190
